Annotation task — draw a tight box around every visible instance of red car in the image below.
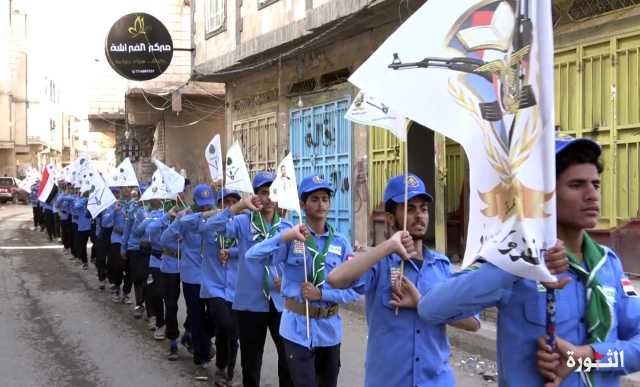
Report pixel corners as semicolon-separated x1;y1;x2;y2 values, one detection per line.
0;177;29;204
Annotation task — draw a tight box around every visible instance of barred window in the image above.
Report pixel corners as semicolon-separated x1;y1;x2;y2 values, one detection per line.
205;0;225;35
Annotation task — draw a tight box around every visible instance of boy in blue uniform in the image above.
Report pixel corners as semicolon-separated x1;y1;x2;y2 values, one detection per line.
328;174;480;387
417;138;640;386
209;171;293;387
163;184;216;381
137;198;169;335
195;188;241;387
110;188;131;303
245;175;361;387
127;197;149;318
56;184;72;254
30;183;39;229
159;203;187;361
72;191;92;270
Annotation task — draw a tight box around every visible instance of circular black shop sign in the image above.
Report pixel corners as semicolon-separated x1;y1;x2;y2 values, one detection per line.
105;13;173;81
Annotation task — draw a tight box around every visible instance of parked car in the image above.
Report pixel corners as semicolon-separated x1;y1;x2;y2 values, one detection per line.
0;177;29;204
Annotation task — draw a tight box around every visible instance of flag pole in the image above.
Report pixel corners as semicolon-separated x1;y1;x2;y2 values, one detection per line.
218;182;225;262
300;213;310;339
396;125;410;316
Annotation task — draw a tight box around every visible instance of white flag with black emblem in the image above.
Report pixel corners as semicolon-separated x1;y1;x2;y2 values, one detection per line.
140;169;176;201
87;172;117;218
345;91;409;141
205;134;224;183
109;157;139;188
153;159;185;196
224;141;254;194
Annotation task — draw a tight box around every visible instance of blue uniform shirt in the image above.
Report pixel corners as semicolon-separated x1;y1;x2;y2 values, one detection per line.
246;224;360;349
357;249;462;387
121;201;139;252
159;214;180;274
163;212;204;284
197;213;239;301
210;208;285;312
138;208;166;269
41;200;52;211
72;197;91;231
110;202;127;245
51;192;60;214
126;205;147;251
56;194;69;221
418;246;640;387
101;204;114;230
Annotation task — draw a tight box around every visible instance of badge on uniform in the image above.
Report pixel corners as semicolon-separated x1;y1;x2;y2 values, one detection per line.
621;278;638;297
602;286;617;304
389;267;401;287
293;240;305;255
328;244;342;256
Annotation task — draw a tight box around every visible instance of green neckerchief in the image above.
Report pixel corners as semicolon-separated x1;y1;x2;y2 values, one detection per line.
251;211;281;241
251;211;281;299
305;223;335;288
567;232;612;387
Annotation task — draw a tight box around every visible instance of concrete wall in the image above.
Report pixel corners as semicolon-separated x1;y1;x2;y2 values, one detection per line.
124;95;226;185
193;0;379;76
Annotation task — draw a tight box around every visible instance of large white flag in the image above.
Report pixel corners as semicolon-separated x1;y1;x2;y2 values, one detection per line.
205;134;224;182
153;159;185;196
269;153;301;216
87;172;117;218
345;91;409;141
109;157;139;188
224;141;253;194
140;169;176;201
350;0;556;281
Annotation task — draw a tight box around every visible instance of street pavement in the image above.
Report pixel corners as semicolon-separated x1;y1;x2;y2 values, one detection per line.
0;203;495;387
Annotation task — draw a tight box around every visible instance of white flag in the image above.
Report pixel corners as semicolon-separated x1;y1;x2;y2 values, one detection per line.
345;91;409;141
109;157;139;188
153;159;185;195
140;169;176;201
269;153;301;216
80;165;99;194
87;172;117;218
205;134;224;182
350;0;556;282
224;141;253;194
70;153;90;187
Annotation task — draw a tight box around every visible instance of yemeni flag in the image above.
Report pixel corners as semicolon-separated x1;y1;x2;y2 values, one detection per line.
37;164;58;203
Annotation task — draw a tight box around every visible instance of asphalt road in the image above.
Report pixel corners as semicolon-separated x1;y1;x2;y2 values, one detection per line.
0;203;496;386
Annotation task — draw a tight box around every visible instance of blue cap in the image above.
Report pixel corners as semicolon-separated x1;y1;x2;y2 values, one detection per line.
217;188;241;203
555;136;601;156
193;183;216;207
252;171;276;191
298;175;334;200
383;174;433;204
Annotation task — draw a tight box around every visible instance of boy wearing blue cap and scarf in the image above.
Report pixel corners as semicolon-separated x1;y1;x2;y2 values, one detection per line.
245;174;361;387
208;171;293;387
328;174;480;387
416;138;640;386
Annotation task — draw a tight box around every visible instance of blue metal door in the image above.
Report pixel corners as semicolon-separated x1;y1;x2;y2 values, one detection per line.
289;98;352;238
